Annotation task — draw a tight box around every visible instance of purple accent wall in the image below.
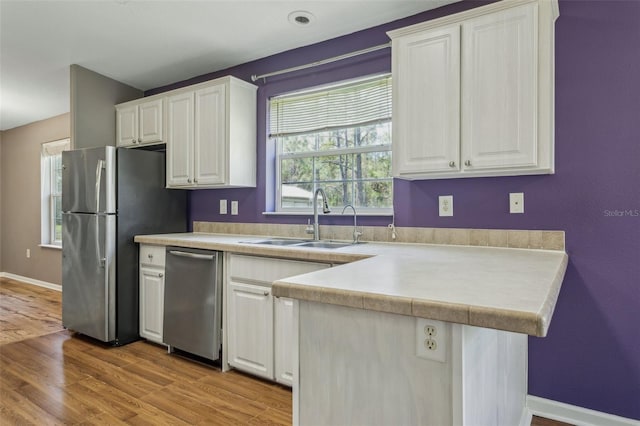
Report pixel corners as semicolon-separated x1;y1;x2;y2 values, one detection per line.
148;0;640;420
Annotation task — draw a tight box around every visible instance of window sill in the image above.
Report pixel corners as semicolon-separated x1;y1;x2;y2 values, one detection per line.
39;244;62;250
262;211;393;217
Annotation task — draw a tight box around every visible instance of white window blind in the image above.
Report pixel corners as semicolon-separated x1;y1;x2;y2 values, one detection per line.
270;75;392;138
270;75;393;213
41;138;70;246
41;138;69;156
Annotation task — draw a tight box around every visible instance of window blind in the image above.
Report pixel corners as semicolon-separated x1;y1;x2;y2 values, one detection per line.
269;75;392;138
42;138;70;156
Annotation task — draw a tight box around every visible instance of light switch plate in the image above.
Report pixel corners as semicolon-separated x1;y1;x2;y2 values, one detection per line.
439;195;453;217
510;193;524;214
219;199;228;215
231;201;238;216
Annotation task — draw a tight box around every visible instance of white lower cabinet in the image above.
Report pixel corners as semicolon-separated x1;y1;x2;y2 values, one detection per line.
226;254;330;386
139;245;166;344
227;280;274;379
274;296;295;385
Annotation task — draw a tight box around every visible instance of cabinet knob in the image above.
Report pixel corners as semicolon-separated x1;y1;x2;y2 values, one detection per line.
465;160;472;167
187;178;192;183
132;138;137;144
449;161;456;168
263;291;269;296
194;178;198;183
158;273;164;278
148;253;153;259
138;138;142;143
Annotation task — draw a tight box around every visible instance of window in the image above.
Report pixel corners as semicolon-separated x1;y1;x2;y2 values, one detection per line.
270;75;392;213
41;138;70;246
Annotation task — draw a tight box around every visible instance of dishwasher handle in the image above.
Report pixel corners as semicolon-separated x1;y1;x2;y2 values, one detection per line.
168;250;216;261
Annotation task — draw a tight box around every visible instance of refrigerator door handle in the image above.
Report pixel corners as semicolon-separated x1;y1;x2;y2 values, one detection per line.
95;159;105;213
95;217;105;268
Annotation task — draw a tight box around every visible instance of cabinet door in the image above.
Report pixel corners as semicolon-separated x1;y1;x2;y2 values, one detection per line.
227;281;274;379
166;92;194;187
139;267;165;344
274;296;295;386
393;25;460;176
194;84;227;186
116;105;138;147
139;99;163;144
461;3;538;170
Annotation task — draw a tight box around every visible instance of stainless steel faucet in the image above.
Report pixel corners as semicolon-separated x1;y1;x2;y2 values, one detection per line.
307;188;330;240
341;204;362;244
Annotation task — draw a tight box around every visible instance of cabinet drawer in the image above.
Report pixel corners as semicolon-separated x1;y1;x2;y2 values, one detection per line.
229;254;329;284
140;245;166;267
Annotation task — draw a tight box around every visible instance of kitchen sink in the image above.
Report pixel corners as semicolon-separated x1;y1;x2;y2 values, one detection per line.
241;238;359;249
245;238;308;246
295;241;353;249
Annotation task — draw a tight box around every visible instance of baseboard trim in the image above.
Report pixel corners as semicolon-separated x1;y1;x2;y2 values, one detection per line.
527;395;639;426
519;406;533;426
0;272;61;292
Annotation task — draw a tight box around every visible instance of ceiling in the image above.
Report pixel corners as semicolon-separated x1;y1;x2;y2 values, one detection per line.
0;0;458;131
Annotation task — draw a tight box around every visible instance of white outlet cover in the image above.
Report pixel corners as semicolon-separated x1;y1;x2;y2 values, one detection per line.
509;192;524;214
231;200;239;215
219;199;228;215
439;195;453;217
416;318;447;362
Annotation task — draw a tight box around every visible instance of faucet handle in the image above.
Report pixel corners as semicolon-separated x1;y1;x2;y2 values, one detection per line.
353;228;363;244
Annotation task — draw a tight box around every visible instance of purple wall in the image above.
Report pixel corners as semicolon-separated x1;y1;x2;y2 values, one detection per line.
149;0;640;420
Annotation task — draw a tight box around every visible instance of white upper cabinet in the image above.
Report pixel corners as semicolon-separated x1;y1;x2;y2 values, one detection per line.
194;84;226;186
389;0;558;180
116;104;138;147
166;76;257;189
461;4;537;171
166;92;195;186
116;98;163;147
393;25;461;174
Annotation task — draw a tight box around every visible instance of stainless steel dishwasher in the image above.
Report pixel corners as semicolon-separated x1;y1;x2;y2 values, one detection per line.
164;246;222;361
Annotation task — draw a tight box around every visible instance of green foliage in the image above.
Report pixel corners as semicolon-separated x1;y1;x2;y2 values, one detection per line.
279;122;393;210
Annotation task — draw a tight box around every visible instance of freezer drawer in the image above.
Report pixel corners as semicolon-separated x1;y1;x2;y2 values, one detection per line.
62;212;116;342
164;247;222;361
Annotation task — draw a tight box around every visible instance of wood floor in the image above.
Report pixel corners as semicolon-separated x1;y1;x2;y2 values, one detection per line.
0;277;571;425
0;278;292;425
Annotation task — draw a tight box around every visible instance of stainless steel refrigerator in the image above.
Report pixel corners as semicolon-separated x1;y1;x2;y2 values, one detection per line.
61;146;186;346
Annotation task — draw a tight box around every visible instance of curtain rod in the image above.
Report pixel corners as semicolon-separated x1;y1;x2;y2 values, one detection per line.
251;42;391;83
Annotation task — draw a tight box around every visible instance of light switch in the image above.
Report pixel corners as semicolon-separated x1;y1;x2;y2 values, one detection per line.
219;199;228;215
509;193;524;214
439;195;453;217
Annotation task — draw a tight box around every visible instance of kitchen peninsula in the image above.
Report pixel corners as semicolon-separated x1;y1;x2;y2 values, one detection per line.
134;228;567;426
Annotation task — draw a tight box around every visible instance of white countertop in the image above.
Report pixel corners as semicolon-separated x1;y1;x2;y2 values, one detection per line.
134;232;568;336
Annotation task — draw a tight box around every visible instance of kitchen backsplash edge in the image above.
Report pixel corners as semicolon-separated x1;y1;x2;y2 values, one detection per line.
193;221;565;251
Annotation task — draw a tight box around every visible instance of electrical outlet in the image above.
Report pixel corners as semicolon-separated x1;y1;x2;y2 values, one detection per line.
416;318;447;362
424;325;437;337
219;199;228;215
424;338;437;351
510;192;524;214
26;249;31;258
231;201;238;215
439;195;453;217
